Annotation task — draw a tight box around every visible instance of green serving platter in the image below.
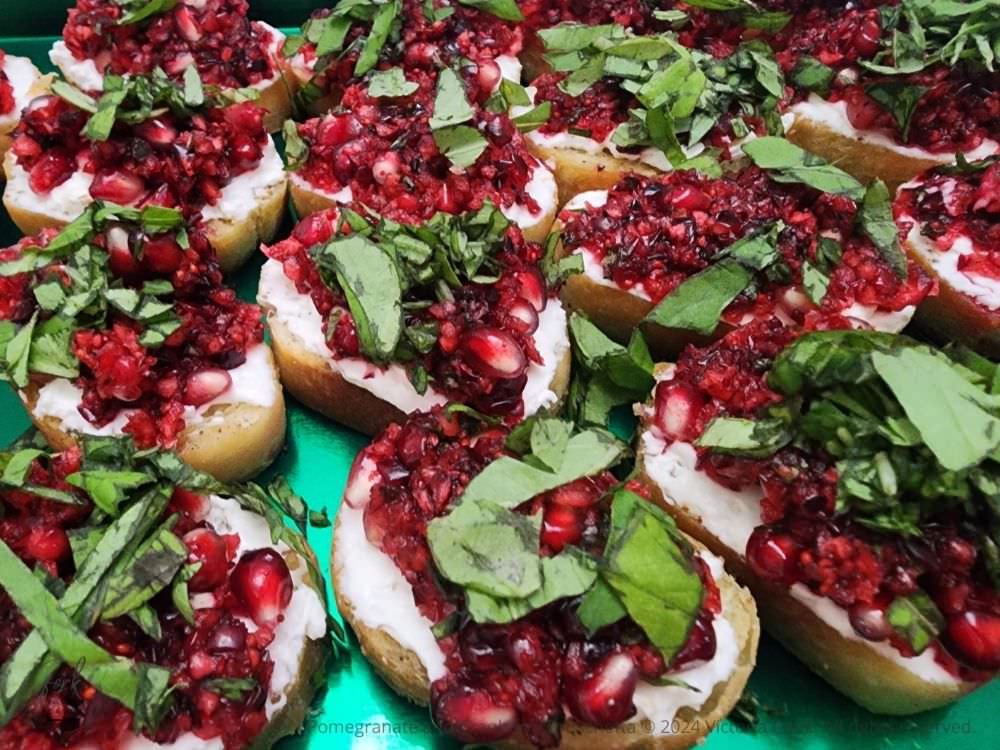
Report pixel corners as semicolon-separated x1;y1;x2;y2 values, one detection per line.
1;3;999;748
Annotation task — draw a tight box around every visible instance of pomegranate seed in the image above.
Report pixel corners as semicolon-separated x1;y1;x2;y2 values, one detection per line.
848;600;892;641
188;651;216;679
183;528;230;592
175;6;203;42
565;652;639;727
316;115;358;147
182;369;232;406
945;611;1000;670
551;480;601;508
140;234;184;275
432;688;518;743
134;118;177;147
206;621;248;654
372;152;401;184
672;613;718;667
461;327;527;379
25;527;70;562
28;152;74;193
105;226;141;279
672;185;711;211
746;526;801;584
397;424;432;468
164;52;195;76
172;488;208;519
513;268;547;311
653;381;705;442
476;60;501;93
344;453;377;509
503;297;538;335
292;210;337;246
90;170;146;205
541;504;582;553
844;88;883;130
853;18;882;57
230;549;294;626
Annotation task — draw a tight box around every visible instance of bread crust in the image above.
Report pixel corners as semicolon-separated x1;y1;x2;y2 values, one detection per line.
288;173;557;245
333;509;759;750
0;63;50;164
257;62;299;134
2;152;287;274
786;116;947;192
251;544;331;749
262;300;572;437
635;450;982;715
527;141;659;208
20;347;287;483
902;235;1000;356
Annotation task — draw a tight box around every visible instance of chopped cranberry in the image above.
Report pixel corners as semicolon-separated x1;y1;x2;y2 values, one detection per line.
90;170;147;205
541;504;583;553
229;549;293;626
0;50;14;117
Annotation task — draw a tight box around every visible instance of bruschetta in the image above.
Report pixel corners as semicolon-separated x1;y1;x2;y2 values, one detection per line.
510;21;790;203
777;1;1000;189
637;320;1000;713
257;204;571;436
895;158;1000;355
284;0;524;117
2;72;287;272
0;203;286;482
334;408;760;748
554;152;934;356
0;50;47;162
50;0;295;131
0;436;330;749
284;65;557;244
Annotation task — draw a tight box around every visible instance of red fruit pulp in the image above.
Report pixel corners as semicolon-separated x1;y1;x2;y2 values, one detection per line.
229;549;294;626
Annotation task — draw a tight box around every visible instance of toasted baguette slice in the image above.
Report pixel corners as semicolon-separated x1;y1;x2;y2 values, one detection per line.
785;100;998;192
332;505;760;750
288;172;558;245
2;150;288;273
19;347;287;483
635;444;981;715
0;56;49;162
526;140;659;208
259;267;572;437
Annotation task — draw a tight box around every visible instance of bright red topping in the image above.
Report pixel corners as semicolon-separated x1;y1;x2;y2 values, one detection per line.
294;0;522;102
356;409;719;747
646;318;1000;677
293;67;544;224
264;210;552;419
11;94;269;215
773;4;1000;154
894;161;1000;297
61;0;279;90
0;462;294;750
519;0;656;32
559;169;933;327
0;226;263;449
0;50;14;116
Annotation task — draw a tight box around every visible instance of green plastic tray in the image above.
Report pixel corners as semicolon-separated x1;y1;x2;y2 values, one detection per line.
1;5;998;749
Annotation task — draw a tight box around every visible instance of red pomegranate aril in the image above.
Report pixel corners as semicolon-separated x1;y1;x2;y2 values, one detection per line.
25;527;70;562
672;185;711;212
316;115;358;147
513;268;547;311
230;548;294;626
746;526;801;584
476;60;502;93
565;652;639;727
184;528;230;592
28;152;74;193
90;170;146;205
206;621;248;654
106;226;141;278
182;368;233;407
945;611;1000;670
140;234;184;274
172;488;208;519
672;613;717;667
432;688;518;743
849;600;892;641
175;6;203;42
551;480;600;508
844;88;884;131
508;298;539;334
853;18;882;58
541;504;583;553
653;381;705;442
461;327;527;379
134;118;178;147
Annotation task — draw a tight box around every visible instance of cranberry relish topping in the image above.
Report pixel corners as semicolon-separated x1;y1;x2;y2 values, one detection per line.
559;168;932;328
265;205;555;419
287;0;522;104
291;65;545;223
0;51;14;117
11;74;270;214
0;205;263;449
351;410;721;747
61;0;279;90
773;1;1000;154
895;159;1000;290
645;320;1000;676
0;440;323;750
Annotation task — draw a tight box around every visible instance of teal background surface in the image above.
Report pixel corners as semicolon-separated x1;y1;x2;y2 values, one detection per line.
0;4;998;748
